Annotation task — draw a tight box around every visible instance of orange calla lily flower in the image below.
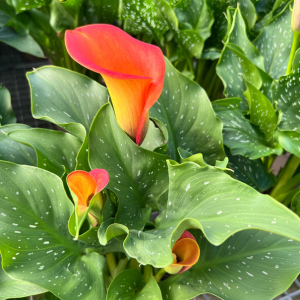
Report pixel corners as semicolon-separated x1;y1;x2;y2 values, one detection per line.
67;169;109;239
65;24;165;145
165;231;200;274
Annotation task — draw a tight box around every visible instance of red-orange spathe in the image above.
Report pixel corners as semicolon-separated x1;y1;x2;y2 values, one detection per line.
65;24;165;145
165;230;200;274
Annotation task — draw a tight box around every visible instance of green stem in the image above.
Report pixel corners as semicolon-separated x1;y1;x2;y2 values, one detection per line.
286;31;300;74
113;258;128;277
274;172;300;196
154;268;166;282
106;253;117;279
195;59;206;84
129;258;141;271
270;155;300;198
143;265;153;284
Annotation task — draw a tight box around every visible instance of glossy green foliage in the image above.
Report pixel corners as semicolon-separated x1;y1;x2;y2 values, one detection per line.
0;258;46;300
27;66;108;170
0;161;107;300
150;58;225;164
225;149;276;192
0;26;44;57
0;124;37;166
159;230;300;300
107;270;163;300
99;162;300;269
89;103;169;230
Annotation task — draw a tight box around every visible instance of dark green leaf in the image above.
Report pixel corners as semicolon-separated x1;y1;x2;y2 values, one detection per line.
216;104;282;159
0;85;16;125
159;230;300;300
0;124;37;166
254;2;293;79
0;161;106;300
291;191;300;215
89;103;169;230
107;269;162;300
50;0;82;32
226;148;276;192
150;58;225;164
244;79;277;145
206;0;256;49
217;8;265;110
0;26;44;58
278;130;300;158
272;68;300;132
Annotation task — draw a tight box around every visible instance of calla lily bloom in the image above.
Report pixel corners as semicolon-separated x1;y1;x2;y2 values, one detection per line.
67;169;109;239
65;24;165;145
165;231;200;274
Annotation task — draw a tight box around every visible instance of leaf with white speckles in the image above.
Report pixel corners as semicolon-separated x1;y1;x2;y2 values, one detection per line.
215;104;282;159
244;79;277;145
254;1;293;79
0;85;16;125
0;258;46;300
150;58;225;164
27;66;108;171
107;269;163;300
8;128;82;177
217;7;265;110
9;0;45;13
159;229;300;300
272;68;300;133
100;162;300;268
0;124;36;166
206;0;256;49
225;148;276;192
0;161;106;300
89;103;170;230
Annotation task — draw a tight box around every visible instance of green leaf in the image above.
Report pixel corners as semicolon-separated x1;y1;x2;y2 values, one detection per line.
272;68;300;133
150;58;225;164
101;161;300;268
0;10;11;26
159;229;300;300
89;103;169;230
27;66;108;170
225;148;276;192
291;191;300;215
212;97;241;111
81;0;119;25
0;85;16;125
0;161;106;300
0;124;37;166
9;0;45;13
215;104;282;159
50;0;83;32
121;0;168;45
0;257;46;300
107;269;163;300
155;0;204;58
173;0;214;41
244;79;277;145
278;130;300;158
8;128;82;177
206;0;256;49
140;119;167;153
217;8;265;110
254;1;293;79
0;26;44;58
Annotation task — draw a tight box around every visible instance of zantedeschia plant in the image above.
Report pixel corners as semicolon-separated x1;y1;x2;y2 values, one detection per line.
1;2;300;300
